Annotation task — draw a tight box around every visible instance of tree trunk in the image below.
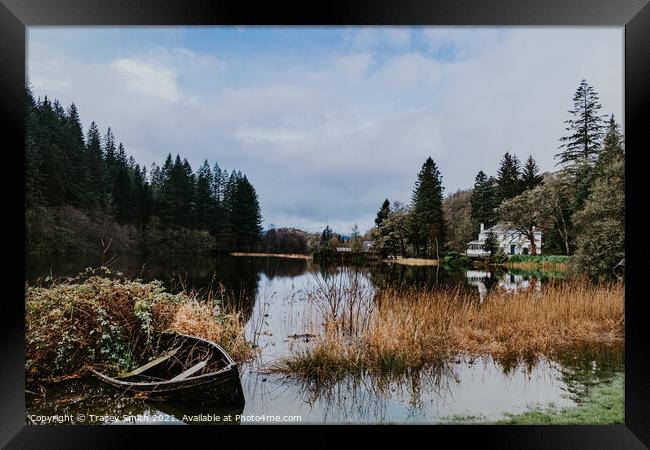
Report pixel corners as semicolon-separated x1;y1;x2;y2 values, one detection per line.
528;230;537;255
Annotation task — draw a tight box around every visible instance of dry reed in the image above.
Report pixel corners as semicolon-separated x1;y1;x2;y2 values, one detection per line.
230;252;313;260
504;262;569;271
382;258;439;266
274;275;623;380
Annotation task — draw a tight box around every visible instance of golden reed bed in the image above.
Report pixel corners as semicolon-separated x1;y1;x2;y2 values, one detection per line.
382;257;439;266
274;278;624;379
230;252;313;260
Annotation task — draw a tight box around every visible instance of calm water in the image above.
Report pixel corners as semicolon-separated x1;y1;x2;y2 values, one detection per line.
25;255;622;425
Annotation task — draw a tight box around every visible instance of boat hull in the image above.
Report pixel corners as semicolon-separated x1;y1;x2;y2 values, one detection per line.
91;333;245;405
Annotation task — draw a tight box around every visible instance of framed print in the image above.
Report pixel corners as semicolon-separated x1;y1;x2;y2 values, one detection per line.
1;0;648;447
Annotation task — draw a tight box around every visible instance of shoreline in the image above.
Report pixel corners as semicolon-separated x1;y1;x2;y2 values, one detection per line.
382;257;439;266
230;252;313;260
503;262;569;271
444;372;624;424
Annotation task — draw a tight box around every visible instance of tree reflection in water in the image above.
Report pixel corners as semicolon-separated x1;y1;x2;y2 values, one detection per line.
26;254;623;424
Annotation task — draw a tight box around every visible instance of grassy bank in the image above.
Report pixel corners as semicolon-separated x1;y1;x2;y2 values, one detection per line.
26;268;255;384
503;255;570;271
230;252;313;260
382;257;439;266
499;372;624;424
445;373;624;424
273;276;623;381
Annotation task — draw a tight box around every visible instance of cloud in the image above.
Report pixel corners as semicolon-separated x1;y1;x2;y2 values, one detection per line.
235;126;304;144
110;48;225;104
374;52;444;87
112;58;181;103
347;28;412;51
27;27;623;234
333;53;374;79
421;27;503;60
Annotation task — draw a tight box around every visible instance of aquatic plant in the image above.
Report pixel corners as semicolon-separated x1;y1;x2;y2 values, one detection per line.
273;274;623;381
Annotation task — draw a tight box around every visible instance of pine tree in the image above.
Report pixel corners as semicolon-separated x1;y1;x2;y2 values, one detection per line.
596;115;624;171
35;97;67;205
210;163;227;243
470;170;497;229
496;152;522;203
321;226;333;245
218;171;241;250
181;158;196;228
375;199;391;227
161;153;174;181
234;176;263;250
25;83;42;207
410;157;445;258
483;230;499;257
103;127;117;195
84;121;106;208
555;78;606;165
211;162;225;203
24;90;264;253
63;103;86;206
139;165;153;227
195;160;214;230
520;155;543;191
113;143;132;223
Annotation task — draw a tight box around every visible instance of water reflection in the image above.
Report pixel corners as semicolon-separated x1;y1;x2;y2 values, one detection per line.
25;254;567;305
25;255;622;424
466;269;548;300
25;379;244;425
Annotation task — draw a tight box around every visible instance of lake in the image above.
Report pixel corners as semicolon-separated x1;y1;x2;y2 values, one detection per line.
25;254;623;424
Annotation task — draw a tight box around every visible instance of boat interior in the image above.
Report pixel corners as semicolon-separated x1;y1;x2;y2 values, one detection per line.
115;334;231;383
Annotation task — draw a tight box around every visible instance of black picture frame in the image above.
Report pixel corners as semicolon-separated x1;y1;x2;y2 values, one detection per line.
2;0;648;447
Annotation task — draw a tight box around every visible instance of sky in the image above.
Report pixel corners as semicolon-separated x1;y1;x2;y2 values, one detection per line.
27;26;624;234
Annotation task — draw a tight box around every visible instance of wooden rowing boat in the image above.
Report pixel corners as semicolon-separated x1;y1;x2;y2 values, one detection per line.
90;332;245;405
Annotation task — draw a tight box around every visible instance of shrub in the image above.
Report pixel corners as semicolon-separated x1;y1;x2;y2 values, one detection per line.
25;206;139;256
26;268;253;384
441;251;471;269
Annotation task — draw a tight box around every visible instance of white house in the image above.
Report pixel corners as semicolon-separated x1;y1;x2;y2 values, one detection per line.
466;223;542;257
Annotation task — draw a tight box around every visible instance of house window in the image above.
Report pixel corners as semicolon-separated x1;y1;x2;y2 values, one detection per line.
522;247;529;255
510;244;516;255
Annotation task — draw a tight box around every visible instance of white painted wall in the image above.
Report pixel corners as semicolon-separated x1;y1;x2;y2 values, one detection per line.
466;225;542;256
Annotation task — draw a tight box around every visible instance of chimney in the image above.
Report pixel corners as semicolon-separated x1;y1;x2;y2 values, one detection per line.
480;223;484;233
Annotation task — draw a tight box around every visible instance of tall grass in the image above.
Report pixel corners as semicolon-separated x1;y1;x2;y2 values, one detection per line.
273;273;623;381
